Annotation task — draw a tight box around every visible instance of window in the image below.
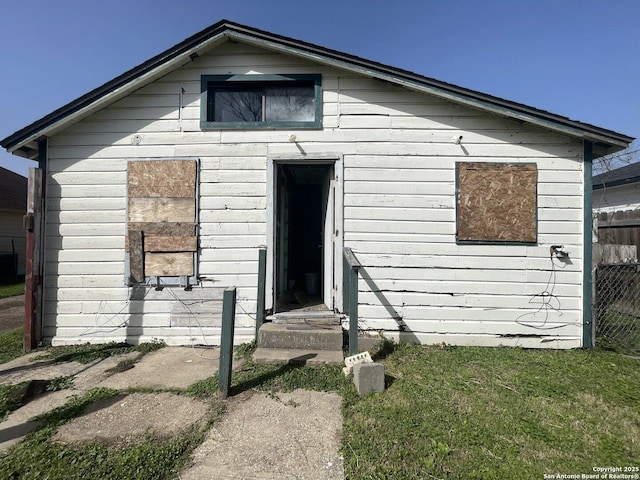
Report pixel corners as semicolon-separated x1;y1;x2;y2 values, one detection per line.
126;159;199;286
201;74;322;129
456;162;538;244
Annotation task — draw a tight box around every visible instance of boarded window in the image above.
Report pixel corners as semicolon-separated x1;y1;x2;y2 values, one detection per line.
456;162;537;244
126;159;198;284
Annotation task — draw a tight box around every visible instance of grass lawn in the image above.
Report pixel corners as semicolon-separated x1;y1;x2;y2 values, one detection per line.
0;276;24;299
597;309;640;355
0;335;638;479
0;328;23;364
343;342;639;479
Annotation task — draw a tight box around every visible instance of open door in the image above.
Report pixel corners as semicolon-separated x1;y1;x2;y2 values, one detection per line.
273;163;335;313
322;169;335;308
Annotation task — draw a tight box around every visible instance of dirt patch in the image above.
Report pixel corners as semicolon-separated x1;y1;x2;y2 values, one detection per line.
53;392;212;447
0;295;23;334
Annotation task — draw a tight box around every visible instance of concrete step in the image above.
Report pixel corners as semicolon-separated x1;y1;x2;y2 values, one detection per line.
271;311;343;325
253;348;344;366
257;323;343;351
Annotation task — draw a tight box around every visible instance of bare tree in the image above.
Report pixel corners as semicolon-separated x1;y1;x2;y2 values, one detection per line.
593;140;639;175
217;91;262;122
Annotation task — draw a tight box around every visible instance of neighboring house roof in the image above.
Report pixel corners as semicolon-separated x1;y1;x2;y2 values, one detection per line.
1;19;634;159
0;167;27;212
593;161;640;190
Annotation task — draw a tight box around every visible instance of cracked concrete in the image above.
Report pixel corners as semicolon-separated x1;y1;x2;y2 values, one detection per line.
0;344;344;479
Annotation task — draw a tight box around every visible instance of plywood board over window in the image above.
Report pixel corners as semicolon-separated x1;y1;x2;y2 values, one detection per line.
126;159;198;284
456;162;537;244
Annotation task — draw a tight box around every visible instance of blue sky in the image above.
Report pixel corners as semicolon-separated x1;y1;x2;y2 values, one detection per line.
1;0;638;176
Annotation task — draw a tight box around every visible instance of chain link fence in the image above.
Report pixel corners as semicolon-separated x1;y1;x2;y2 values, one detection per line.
594;262;640;354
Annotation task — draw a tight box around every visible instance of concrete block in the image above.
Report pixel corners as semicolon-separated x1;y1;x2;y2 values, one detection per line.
353;362;385;395
343;351;372;376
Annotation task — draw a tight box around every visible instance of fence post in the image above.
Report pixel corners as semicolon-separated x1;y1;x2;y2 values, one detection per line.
24;167;44;351
591;267;597;348
255;248;267;343
219;287;237;398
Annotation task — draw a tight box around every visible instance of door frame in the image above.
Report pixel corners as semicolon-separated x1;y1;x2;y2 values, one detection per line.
266;154;344;313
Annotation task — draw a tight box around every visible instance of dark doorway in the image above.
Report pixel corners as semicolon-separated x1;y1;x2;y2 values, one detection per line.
275;163;334;312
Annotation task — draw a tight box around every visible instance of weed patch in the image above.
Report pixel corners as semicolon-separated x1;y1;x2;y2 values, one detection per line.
0;376;74;420
0;424;203;480
0;277;24;299
0;382;29;420
0;327;23;364
0;386;215;480
33;341;165;365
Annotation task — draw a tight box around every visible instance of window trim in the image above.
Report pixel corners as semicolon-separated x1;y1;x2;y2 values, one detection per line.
200;74;322;129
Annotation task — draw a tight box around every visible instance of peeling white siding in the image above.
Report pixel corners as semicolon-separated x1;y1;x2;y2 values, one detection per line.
45;41;585;348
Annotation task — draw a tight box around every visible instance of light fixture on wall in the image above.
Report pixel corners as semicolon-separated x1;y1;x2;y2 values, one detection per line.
289;134;297;143
551;245;569;259
452;135;463;145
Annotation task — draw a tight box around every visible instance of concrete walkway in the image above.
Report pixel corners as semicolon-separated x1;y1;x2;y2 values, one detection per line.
0;346;344;478
0;347;220;451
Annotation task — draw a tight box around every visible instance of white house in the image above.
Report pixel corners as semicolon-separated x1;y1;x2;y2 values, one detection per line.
1;20;633;351
593;161;640;213
593;161;640;262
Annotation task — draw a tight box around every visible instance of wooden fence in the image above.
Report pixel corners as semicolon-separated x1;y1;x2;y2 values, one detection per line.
596;210;640;259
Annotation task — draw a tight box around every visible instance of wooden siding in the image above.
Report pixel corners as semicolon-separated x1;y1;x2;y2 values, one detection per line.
45;41;584;348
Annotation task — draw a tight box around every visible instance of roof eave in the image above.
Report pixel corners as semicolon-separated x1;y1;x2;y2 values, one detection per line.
593;176;640;190
1;26;231;156
226;30;632;156
2;20;634;158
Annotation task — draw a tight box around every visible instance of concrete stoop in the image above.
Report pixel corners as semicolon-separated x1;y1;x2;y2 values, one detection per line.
254;323;344;366
253;348;344;366
271;311;342;325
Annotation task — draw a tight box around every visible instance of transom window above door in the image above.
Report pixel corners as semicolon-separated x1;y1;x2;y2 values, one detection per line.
200;74;322;129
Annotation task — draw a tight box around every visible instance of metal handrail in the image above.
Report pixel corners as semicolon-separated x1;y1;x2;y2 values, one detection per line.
343;247;361;355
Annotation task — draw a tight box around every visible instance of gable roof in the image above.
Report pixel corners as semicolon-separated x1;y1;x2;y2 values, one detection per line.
1;19;634;159
593;161;640;190
0;167;27;212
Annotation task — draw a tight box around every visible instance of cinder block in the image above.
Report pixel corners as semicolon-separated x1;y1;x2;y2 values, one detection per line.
353;362;385;395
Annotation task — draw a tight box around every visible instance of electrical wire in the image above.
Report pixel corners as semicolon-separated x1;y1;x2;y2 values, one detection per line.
354;253;579;336
515;253;577;330
166;287;257;360
165;286;217;358
77;281;255;361
80;286;154;339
